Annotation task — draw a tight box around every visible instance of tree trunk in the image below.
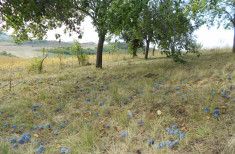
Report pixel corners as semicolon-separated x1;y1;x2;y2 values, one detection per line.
145;39;150;59
133;46;137;57
233;26;235;53
77;56;80;65
96;33;106;68
152;44;156;56
171;46;175;57
233;14;235;53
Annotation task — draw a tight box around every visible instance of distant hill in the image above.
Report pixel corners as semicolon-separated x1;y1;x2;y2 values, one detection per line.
0;32;97;48
0;33;98;58
0;33;129;58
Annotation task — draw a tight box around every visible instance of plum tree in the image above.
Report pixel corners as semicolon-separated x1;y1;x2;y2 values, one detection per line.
155;0;200;63
190;0;235;53
117;0;199;61
0;0;144;68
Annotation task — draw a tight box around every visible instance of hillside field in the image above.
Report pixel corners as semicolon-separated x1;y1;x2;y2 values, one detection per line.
0;41;98;58
0;49;234;154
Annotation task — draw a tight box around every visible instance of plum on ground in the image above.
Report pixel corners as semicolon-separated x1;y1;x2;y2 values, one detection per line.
166;127;172;132
165;140;172;146
35;146;46;153
168;140;179;149
26;133;31;138
105;124;110;129
54;130;59;135
61;147;69;153
204;108;210;113
18;139;24;144
12;143;18;148
127;113;133;117
177;133;185;139
158;142;166;149
57;107;61;111
138;120;143;124
25;137;30;142
121;132;127;138
172;125;178;129
169;130;175;135
86;98;92;102
45;124;51;129
98;101;104;106
9;138;16;143
121;100;127;104
148;139;154;146
214;109;220;118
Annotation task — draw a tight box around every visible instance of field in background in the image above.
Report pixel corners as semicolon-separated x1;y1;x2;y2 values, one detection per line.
0;48;234;154
0;41;98;58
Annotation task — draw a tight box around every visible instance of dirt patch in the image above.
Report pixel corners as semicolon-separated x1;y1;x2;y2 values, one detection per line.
144;73;157;78
170;105;188;118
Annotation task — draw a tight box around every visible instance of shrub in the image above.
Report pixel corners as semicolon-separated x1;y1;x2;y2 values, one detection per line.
28;48;48;73
0;51;17;57
70;40;89;65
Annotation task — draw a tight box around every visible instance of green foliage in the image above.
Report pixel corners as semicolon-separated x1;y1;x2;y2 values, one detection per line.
188;0;235;53
70;41;89;65
56;47;65;69
105;40;128;54
0;0;204;66
0;0;84;43
0;51;17;57
47;47;95;55
189;0;235;52
28;48;48;73
28;57;43;73
155;0;200;63
0;0;136;68
121;30;144;57
127;40;144;57
117;0;200;61
189;0;235;29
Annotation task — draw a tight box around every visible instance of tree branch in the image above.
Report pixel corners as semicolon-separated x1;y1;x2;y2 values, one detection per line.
224;10;234;24
76;6;94;21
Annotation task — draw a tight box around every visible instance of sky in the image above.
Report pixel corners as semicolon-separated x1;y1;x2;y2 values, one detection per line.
46;17;233;49
4;16;233;49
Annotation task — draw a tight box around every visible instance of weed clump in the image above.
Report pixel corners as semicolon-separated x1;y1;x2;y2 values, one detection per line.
28;48;48;73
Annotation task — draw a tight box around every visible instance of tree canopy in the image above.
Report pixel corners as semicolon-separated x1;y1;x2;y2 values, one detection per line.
190;0;235;52
0;0;203;66
118;0;199;61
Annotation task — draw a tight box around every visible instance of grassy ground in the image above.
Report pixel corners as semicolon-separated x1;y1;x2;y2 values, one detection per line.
0;49;234;154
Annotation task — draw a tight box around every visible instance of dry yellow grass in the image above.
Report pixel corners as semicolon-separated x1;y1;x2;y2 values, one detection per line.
0;53;134;71
1;49;234;154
